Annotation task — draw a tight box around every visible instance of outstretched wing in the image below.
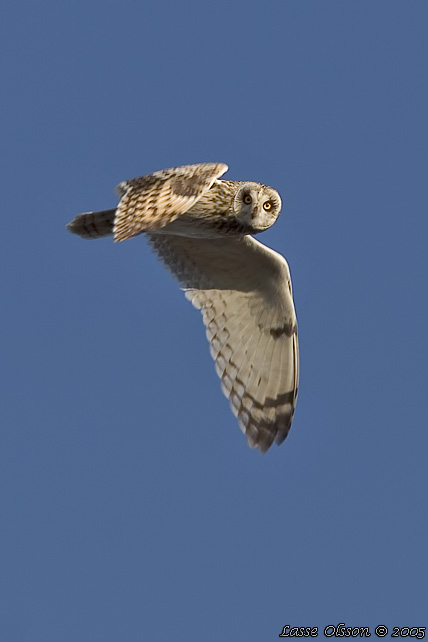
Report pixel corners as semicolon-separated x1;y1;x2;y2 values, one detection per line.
114;163;228;242
148;233;299;453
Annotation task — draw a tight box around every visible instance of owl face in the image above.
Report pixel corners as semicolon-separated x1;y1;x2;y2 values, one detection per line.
233;182;282;232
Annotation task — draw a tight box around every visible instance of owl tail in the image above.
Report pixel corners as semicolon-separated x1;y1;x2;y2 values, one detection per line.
66;208;116;239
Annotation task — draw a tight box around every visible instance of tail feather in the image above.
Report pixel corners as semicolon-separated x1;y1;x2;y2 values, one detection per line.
67;208;116;239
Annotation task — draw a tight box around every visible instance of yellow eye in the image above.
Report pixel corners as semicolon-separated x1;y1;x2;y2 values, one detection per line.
243;194;252;204
263;200;273;211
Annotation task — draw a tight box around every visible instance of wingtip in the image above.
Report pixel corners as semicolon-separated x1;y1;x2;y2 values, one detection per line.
216;162;229;177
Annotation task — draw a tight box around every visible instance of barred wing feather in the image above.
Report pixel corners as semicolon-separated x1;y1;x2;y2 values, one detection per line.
114;163;228;242
148;233;299;453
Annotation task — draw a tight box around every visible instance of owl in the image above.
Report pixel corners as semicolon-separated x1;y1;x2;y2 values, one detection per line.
67;163;299;453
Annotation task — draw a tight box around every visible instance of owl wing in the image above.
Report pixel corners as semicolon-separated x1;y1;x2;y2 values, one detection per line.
148;233;299;453
113;163;228;242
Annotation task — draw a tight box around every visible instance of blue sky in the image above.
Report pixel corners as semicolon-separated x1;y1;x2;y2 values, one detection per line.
1;1;427;640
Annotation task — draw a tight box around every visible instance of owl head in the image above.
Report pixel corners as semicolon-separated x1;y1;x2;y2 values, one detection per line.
233;182;282;232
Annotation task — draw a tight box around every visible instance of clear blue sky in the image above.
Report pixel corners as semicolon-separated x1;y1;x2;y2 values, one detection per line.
1;1;427;640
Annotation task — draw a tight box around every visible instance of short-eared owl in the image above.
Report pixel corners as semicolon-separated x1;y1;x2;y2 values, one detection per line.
67;163;299;453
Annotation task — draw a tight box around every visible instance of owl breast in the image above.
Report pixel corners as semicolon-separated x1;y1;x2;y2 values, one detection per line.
153;213;254;239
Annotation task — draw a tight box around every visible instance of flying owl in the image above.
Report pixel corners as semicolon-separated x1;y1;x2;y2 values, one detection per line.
67;163;299;453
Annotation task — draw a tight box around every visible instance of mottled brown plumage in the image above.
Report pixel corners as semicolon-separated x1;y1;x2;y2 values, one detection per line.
67;163;298;453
